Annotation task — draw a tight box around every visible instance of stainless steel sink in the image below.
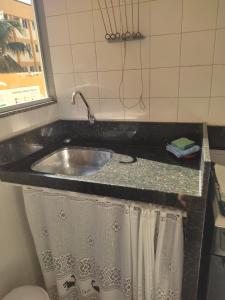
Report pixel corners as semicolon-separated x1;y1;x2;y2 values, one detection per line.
31;146;113;176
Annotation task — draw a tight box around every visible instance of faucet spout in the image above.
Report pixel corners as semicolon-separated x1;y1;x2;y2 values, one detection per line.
72;91;96;125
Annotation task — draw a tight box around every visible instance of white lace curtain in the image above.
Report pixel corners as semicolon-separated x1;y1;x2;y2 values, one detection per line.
23;187;184;300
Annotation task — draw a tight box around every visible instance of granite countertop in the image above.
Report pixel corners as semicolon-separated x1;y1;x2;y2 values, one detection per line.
0;140;202;198
59;145;201;197
0;120;204;201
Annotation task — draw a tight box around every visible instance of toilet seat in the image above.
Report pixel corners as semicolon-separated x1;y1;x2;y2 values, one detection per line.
2;286;50;300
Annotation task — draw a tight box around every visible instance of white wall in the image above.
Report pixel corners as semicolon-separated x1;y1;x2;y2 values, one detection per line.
44;0;225;125
0;184;42;297
0;104;58;298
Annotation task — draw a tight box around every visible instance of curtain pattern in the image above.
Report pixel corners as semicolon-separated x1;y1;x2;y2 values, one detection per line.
23;187;183;300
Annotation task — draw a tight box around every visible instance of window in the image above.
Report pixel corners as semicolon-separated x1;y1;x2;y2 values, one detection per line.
22;19;28;29
26;43;33;58
32;20;35;30
0;0;53;114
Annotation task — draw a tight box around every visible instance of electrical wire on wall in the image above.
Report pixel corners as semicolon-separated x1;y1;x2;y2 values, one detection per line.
119;0;145;110
98;0;146;110
119;39;145;110
97;0;144;42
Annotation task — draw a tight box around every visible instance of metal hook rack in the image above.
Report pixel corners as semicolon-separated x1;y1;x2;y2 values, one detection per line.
97;0;144;42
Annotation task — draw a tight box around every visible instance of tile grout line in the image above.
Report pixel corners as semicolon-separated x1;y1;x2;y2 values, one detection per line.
48;27;225;46
65;1;80;119
91;1;101;117
47;0;225;123
49;55;225;71
148;1;152;121
64;2;76;88
177;0;184;122
208;0;220;122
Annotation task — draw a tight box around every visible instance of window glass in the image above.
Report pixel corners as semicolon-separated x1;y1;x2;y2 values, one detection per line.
0;0;48;111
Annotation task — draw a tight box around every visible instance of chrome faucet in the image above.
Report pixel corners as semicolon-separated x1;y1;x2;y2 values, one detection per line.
72;91;95;125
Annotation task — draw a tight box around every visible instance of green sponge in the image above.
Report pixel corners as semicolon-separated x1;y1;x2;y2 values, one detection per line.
171;137;195;150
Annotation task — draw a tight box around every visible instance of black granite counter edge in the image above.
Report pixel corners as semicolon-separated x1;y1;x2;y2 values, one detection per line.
182;161;211;300
0;169;194;210
202;124;211;163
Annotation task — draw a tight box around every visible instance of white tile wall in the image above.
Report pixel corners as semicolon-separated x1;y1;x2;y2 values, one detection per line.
46;15;70;46
72;43;97;72
0;105;58;141
0;184;43;298
44;0;225;124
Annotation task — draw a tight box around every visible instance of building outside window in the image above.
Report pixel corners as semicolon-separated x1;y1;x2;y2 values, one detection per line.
0;0;50;113
22;18;28;29
32;20;35;30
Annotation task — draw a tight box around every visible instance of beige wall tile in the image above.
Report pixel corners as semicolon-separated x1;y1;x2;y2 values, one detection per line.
181;30;215;66
58;99;81;119
50;45;73;73
214;29;225;64
44;0;66;17
92;0;120;10
66;0;92;13
212;65;225;96
150;98;178;122
54;73;75;99
178;98;209;122
100;99;125;120
123;38;151;70
151;34;180;68
93;9;106;42
139;2;151;37
123;69;149;99
46;15;69;46
124;98;149;121
75;72;99;99
68;12;94;44
96;42;122;71
123;40;142;70
72;43;97;72
182;0;218;32
179;66;212;97
150;0;182;35
208;98;225;125
150;68;179;97
140;38;151;69
98;71;122;99
217;0;225;28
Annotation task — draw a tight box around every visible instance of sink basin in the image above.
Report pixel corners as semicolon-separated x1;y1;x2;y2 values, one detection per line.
31;146;113;176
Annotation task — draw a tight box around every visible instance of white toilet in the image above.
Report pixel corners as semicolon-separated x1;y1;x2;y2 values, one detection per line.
2;286;50;300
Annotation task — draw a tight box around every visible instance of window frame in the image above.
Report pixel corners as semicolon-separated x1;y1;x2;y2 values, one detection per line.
0;0;56;117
